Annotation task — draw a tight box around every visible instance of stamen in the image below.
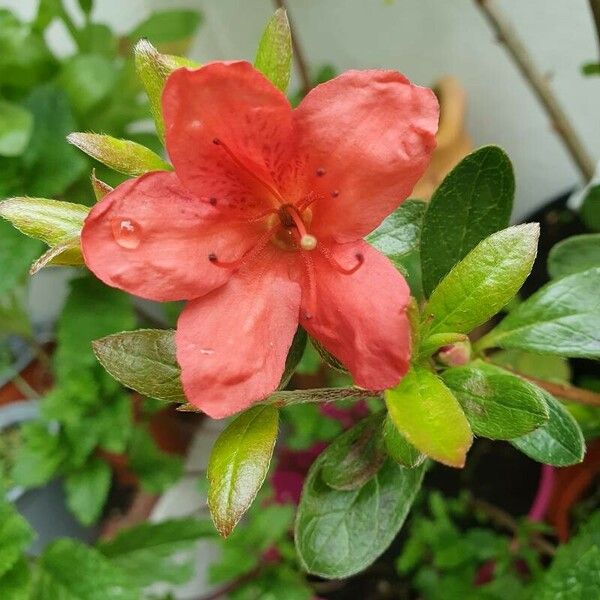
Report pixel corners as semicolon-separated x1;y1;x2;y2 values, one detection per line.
207;229;273;270
318;245;364;275
300;234;317;251
300;252;317;320
286;206;313;247
296;191;323;212
212;136;285;205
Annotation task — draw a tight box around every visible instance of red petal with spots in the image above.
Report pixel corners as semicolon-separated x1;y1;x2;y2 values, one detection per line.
163;61;295;219
81;171;263;302
293;70;439;242
301;241;411;390
176;250;301;418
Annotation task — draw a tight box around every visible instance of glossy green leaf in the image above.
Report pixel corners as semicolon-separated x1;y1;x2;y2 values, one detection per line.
510;390;585;466
65;457;112;526
279;327;307;388
32;539;138;600
134;39;199;142
0;500;35;579
441;362;548;439
490;349;571;384
479;268;600;358
98;518;216;587
0;100;33;157
59;54;117;116
382;415;425;468
385;367;472;467
320;413;386;490
208;405;279;537
421;146;514;296
129;10;202;46
0;196;88;266
255;8;293;93
423;224;539;337
263;387;377;407
548;233;600;279
93;329;185;403
67;132;171;176
295;458;425;578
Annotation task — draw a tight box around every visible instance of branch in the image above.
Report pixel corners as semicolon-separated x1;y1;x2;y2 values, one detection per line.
519;374;600;408
272;0;312;95
475;0;595;180
590;0;600;61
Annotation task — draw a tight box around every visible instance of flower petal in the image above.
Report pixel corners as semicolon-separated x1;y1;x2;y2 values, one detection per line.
302;241;411;389
293;70;439;242
163;61;295;219
176;252;301;418
81;171;262;302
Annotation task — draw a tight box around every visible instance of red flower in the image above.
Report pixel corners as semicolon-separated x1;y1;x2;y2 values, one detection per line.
81;62;438;418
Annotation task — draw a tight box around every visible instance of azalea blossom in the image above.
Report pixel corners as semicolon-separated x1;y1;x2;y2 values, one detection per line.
81;61;439;418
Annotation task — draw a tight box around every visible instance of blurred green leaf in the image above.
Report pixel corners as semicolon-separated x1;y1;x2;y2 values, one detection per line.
441;361;548;439
320;413;386;490
511;389;585;466
0;557;31;600
490;349;571;384
582;62;600;76
0;500;35;579
385;367;472;467
93;329;185;403
98;518;216;587
78;23;116;57
0;100;33;157
78;0;94;17
32;539;139;599
68;132;171;176
65;457;112;526
0;220;43;297
548;233;600;279
423;224;539;337
581;184;600;231
295;458;425;578
480;268;600;358
208;405;279;537
129;10;202;46
421;146;514;296
255;8;293;93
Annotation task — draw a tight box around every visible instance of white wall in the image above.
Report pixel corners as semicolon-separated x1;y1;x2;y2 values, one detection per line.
4;0;600;218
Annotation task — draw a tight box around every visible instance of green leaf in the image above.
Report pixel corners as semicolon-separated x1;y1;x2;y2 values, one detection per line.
11;422;66;488
295;458;425;578
67;132;171;176
581;184;600;231
548;233;600;279
92;329;185;403
127;426;183;494
423;223;539;336
129;10;202;46
134;40;199;142
441;362;548;439
490;348;571;384
32;539;139;599
511;390;585;466
420;146;514;296
263;387;377;407
385;367;472;467
278;327;307;389
254;8;293;93
0;220;43;297
59;54;117;116
208;405;279;537
382;415;425;468
479;267;600;358
65;457;112;526
0;197;88;266
320;413;386;490
30;238;81;274
98;518;216;587
0;558;31;600
0;100;33;157
310;336;347;373
0;500;35;579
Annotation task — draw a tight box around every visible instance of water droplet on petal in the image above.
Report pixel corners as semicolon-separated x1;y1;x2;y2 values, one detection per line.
112;218;142;249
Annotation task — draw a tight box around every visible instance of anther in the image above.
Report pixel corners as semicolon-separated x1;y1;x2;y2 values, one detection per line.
300;234;317;251
316;167;326;177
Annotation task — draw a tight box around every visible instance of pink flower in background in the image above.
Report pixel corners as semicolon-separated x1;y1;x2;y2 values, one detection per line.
81;61;438;418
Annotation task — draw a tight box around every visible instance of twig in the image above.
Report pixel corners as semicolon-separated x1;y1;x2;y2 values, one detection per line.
11;374;40;400
272;0;312;96
471;497;557;557
475;0;595;180
516;372;600;408
590;0;600;60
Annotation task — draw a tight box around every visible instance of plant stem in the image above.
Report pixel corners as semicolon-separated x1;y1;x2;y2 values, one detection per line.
590;0;600;60
12;374;40;400
519;374;600;407
272;0;312;95
194;565;262;600
474;0;595;180
57;1;82;49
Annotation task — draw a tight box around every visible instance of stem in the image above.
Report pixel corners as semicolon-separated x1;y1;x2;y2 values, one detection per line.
57;1;82;49
12;374;40;400
590;0;600;61
272;0;312;96
519;374;600;407
194;565;261;600
471;497;556;557
474;0;595;180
